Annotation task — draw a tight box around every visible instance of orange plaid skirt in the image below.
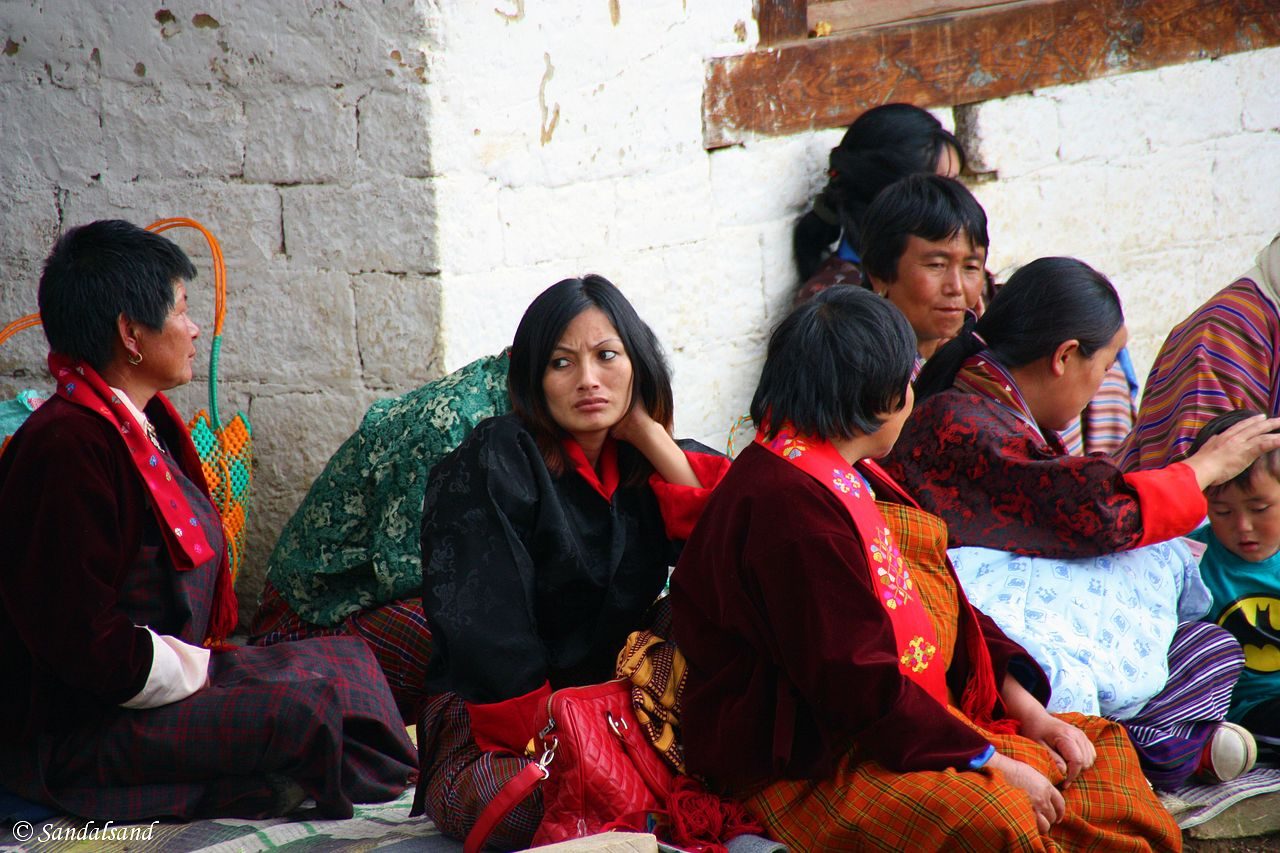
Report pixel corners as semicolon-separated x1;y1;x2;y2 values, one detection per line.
746;709;1179;852
744;502;1180;851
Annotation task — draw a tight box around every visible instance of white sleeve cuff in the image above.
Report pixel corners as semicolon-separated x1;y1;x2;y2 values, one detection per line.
121;627;211;709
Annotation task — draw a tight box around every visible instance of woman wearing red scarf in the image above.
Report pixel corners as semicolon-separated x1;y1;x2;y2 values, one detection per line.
672;286;1179;850
0;221;414;821
411;276;730;849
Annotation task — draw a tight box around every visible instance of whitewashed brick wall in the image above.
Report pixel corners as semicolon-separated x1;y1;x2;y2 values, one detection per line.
3;0;1278;618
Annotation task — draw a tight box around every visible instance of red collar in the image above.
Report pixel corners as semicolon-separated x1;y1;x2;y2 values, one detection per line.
560;436;620;501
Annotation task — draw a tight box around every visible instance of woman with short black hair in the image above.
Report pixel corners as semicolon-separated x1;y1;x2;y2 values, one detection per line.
672;285;1179;849
0;220;415;821
412;275;729;849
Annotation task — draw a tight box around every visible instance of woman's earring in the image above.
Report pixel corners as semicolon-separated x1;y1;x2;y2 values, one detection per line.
128;350;143;366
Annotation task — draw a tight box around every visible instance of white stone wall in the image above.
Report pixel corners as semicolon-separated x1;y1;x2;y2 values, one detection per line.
3;0;1278;617
962;49;1280;379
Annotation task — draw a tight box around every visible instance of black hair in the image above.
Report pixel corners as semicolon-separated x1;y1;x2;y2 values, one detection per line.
859;173;990;286
38;219;196;371
793;103;965;284
752;285;916;441
1190;409;1280;497
508;274;674;484
915;257;1124;401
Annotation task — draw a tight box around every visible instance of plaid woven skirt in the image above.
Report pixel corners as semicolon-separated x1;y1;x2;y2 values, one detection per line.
746;709;1179;852
410;692;543;850
251;580;431;723
2;637;416;821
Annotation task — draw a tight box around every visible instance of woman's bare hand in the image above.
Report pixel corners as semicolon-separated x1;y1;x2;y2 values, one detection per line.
1182;414;1280;489
1017;712;1096;788
609;399;660;448
986;751;1065;835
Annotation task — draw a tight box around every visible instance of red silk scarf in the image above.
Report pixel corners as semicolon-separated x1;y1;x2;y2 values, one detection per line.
756;426;949;706
49;353;237;643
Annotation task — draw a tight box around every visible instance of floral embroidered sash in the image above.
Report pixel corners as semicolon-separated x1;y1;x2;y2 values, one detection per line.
756;426;949;705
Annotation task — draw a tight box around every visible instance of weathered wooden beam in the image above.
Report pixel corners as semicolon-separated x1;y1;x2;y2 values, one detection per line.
707;0;1280;148
757;0;810;45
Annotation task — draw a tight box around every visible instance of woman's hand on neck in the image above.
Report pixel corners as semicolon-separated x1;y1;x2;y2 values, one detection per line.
609;402;702;487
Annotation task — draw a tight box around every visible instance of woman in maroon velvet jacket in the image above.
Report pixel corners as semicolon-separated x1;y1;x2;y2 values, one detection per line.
0;221;414;821
671;286;1180;851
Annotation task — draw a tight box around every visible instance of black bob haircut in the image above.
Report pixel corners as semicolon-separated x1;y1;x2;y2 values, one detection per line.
38;219;196;371
752;285;916;442
507;274;674;484
915;257;1124;402
859;173;990;286
1190;409;1280;498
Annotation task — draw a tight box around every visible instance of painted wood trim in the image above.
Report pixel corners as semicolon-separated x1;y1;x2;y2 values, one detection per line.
711;0;1280;148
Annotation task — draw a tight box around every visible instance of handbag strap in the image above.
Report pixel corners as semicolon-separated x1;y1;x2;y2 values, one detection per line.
464;760;547;853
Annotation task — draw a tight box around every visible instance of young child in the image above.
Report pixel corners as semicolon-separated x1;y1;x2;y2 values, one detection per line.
1190;409;1280;759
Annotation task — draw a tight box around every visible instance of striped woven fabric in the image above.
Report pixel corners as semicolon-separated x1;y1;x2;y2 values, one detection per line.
746;710;1180;852
412;692;543;849
1120;279;1280;471
616;630;687;774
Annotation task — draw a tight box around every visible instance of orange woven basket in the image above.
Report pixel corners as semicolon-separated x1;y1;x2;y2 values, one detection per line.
0;218;252;586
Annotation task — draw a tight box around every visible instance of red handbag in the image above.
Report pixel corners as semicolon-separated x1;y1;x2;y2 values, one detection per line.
465;679;674;852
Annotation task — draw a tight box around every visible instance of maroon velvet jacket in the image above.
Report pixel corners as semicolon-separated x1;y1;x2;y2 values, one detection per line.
670;443;1047;792
0;394;189;739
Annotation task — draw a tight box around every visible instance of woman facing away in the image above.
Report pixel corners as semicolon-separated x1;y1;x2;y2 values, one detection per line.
410;275;730;849
793;102;964;296
249;348;511;723
0;220;415;821
672;286;1179;851
884;257;1280;789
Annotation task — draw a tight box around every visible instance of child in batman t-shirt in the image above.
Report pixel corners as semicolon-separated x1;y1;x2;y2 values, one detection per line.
1189;410;1280;756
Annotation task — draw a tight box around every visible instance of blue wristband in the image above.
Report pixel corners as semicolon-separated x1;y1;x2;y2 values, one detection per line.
968;744;996;770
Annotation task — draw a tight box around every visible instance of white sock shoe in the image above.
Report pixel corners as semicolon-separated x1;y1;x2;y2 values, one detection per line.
1197;722;1258;783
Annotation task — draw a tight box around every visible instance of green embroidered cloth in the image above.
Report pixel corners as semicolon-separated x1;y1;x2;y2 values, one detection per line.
267;352;511;626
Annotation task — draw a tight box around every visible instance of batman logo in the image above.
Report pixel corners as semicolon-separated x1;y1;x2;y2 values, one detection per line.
1218;596;1280;673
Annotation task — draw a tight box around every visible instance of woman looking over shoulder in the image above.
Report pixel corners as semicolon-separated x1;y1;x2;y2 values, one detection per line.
0;221;414;821
884;257;1280;788
411;275;729;849
672;286;1179;850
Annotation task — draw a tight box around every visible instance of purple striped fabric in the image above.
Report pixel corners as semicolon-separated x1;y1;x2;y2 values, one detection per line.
1120;280;1280;471
1122;621;1243;789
